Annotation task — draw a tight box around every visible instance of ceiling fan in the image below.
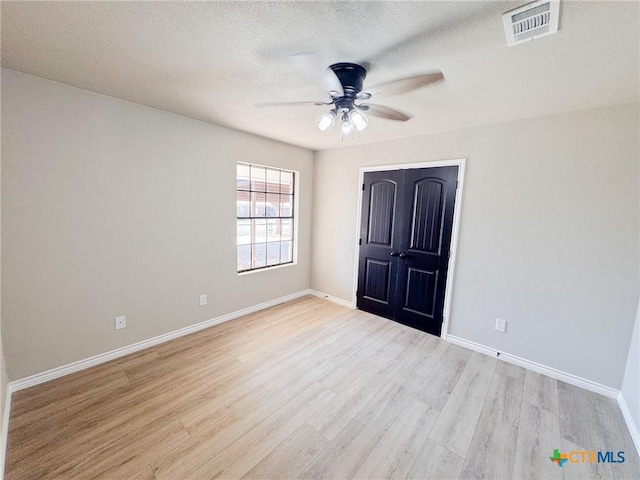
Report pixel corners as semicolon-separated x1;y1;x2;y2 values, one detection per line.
256;62;444;138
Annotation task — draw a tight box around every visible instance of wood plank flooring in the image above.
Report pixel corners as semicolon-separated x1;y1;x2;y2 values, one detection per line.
5;295;639;479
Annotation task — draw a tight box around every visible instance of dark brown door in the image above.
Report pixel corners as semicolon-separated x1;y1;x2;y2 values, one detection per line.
356;166;458;336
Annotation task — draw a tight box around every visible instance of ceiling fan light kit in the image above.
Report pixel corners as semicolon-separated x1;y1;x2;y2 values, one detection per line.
317;104;369;139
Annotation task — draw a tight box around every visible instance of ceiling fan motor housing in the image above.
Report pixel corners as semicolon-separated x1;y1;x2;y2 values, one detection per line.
330;63;367;109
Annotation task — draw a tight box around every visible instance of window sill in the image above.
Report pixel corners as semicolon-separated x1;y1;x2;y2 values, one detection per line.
237;261;297;276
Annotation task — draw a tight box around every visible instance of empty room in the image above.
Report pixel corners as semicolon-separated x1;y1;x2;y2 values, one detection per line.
0;1;639;479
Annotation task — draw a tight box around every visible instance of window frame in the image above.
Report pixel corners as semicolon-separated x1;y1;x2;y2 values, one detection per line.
236;162;298;274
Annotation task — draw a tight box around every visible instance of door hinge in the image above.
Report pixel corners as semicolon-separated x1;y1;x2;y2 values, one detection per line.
362;183;365;191
359;238;362;245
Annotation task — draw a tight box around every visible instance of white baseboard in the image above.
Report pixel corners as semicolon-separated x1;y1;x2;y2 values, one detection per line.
446;335;620;399
0;387;11;480
309;289;355;309
618;391;640;457
9;290;312;393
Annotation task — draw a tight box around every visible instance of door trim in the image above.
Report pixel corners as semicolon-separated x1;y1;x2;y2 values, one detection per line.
353;159;466;339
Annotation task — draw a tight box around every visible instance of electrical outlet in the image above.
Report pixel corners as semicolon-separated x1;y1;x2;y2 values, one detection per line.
115;315;126;330
495;318;507;333
199;294;207;306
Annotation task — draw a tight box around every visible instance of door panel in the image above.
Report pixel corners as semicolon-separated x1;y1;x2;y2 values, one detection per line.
357;166;459;336
367;181;396;245
403;267;438;317
410;179;445;254
357;171;403;319
362;259;392;303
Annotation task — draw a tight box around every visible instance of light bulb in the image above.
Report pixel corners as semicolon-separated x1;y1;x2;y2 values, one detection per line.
349;109;368;132
341;118;354;137
316;110;336;132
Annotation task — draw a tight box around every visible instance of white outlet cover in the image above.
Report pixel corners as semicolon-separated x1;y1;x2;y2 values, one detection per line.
495;318;507;332
115;315;126;330
199;294;207;306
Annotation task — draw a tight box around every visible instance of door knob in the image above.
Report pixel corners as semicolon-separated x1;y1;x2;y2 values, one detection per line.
390;251;400;257
398;253;407;258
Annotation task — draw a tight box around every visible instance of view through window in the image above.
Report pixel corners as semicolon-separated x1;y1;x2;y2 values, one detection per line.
237;163;295;272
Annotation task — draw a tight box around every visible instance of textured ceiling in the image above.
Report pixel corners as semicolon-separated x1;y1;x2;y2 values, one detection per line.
2;1;638;151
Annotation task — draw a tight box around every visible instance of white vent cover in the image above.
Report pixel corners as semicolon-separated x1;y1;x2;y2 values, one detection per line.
502;0;560;47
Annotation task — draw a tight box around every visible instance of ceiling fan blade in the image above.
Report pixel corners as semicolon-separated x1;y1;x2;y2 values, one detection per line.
358;104;413;122
253;100;332;108
289;52;323;77
323;67;344;97
366;71;443;97
289;52;344;97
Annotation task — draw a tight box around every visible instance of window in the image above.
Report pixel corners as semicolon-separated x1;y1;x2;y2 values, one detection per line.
237;163;295;273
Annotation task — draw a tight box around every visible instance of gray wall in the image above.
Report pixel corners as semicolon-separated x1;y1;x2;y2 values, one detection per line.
622;304;639;434
0;347;6;475
0;123;5;469
620;151;640;432
312;103;639;389
1;69;313;380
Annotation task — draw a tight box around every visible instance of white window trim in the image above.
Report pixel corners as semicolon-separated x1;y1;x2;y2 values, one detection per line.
236;163;299;275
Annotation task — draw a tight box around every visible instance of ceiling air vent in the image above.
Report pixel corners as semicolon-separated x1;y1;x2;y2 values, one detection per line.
502;0;560;47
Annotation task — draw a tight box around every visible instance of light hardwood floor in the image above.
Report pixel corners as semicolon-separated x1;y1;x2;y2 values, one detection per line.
5;296;640;479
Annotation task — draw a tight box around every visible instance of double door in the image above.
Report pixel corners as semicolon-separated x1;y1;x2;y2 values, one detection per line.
356;166;458;336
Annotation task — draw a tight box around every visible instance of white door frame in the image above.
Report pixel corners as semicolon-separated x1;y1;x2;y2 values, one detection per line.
352;158;466;339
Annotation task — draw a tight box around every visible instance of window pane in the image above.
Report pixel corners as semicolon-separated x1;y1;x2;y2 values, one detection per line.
250;165;266;192
265;193;280;217
237;245;251;271
251;192;266;217
253;219;267;243
266;169;280;193
237;219;251;245
237;163;295;273
281;194;293;217
237;164;250;190
253;243;266;269
237;190;251;217
281;218;292;240
280;171;293;194
266;242;281;266
281;241;293;263
267;219;280;242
